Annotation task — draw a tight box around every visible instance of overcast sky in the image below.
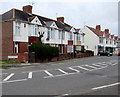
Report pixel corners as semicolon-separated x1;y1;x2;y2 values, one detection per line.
0;0;119;36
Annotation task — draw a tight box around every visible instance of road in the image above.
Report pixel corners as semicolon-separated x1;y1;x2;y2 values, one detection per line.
1;56;119;96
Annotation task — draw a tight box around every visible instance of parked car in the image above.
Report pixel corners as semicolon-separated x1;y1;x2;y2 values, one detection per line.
97;51;113;56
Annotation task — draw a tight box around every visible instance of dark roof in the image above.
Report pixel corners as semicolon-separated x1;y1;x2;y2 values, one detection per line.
1;8;73;31
55;21;70;31
87;26;104;37
46;21;54;27
2;9;13;21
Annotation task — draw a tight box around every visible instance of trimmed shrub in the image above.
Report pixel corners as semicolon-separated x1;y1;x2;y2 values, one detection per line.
29;42;59;61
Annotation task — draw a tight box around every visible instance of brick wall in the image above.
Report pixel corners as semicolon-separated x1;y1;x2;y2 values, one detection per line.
2;21;13;60
19;42;28;53
9;53;28;63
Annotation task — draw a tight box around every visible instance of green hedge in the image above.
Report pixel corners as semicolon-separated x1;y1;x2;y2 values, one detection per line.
29;42;59;61
85;50;94;53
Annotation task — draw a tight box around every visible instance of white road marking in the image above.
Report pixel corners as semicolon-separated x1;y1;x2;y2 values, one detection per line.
44;70;54;77
111;63;117;66
58;69;68;74
77;66;90;71
1;79;27;83
96;62;107;66
3;73;14;81
44;72;78;78
28;72;33;79
68;67;80;72
91;64;104;68
92;82;120;90
85;65;97;69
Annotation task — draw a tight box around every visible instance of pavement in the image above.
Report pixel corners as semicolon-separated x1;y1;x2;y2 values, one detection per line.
1;55;119;96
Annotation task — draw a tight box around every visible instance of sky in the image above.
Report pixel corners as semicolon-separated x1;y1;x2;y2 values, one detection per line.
0;0;119;36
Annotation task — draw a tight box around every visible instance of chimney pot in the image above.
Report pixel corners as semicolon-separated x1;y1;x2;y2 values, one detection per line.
57;17;64;23
23;5;32;14
105;29;109;33
96;25;101;30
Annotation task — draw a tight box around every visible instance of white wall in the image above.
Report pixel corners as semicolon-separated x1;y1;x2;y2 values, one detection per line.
13;21;28;42
81;26;99;55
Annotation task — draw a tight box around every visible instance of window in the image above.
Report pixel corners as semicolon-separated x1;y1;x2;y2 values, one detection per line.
76;46;81;51
59;30;61;39
99;37;103;44
67;45;73;53
15;22;21;35
62;31;65;40
70;32;72;40
114;40;116;45
77;34;80;41
106;38;109;44
35;25;38;36
47;28;50;39
51;28;55;39
110;39;112;44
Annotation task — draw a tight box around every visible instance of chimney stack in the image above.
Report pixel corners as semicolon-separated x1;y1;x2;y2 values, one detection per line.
96;25;101;31
23;5;32;14
105;29;109;33
57;17;64;23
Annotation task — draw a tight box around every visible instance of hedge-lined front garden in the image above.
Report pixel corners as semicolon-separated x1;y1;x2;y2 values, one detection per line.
30;41;59;61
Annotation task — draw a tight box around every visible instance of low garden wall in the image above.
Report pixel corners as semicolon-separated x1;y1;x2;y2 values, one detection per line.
34;52;94;63
8;53;28;63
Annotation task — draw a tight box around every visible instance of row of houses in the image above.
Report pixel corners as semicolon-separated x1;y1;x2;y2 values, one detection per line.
0;5;118;62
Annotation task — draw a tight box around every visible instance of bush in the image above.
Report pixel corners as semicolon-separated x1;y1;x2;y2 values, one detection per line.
85;50;94;53
29;42;59;61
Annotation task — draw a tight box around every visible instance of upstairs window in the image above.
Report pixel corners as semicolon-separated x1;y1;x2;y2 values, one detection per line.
47;28;50;39
77;34;80;41
110;39;112;44
51;28;55;39
35;25;39;36
15;22;21;35
70;32;72;40
114;40;116;45
62;31;65;40
58;30;61;39
99;37;103;44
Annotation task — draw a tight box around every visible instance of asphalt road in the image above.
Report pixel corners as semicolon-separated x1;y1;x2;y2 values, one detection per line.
1;56;119;96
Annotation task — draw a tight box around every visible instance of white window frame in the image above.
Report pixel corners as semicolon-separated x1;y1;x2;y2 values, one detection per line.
15;22;21;35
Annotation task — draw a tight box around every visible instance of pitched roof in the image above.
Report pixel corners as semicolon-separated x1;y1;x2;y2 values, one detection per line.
1;8;72;31
86;26;104;37
75;29;80;32
2;9;13;21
